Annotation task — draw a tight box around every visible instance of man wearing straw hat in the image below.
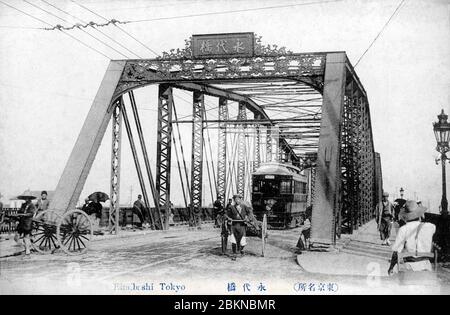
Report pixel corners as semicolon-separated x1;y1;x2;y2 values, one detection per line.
388;200;436;275
14;190;37;257
375;191;395;245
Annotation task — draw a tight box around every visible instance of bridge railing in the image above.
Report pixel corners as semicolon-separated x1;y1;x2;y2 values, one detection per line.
100;207;215;227
0;208;20;234
0;207;215;234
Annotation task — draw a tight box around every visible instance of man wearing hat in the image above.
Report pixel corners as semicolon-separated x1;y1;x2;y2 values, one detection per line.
375;191;395;245
14;190;37;257
226;194;253;259
388;200;436;275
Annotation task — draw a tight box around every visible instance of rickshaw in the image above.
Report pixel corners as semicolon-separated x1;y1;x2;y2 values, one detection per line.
30;191;109;255
220;214;268;257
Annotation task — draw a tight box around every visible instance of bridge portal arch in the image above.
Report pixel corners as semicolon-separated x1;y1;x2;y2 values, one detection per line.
49;32;380;246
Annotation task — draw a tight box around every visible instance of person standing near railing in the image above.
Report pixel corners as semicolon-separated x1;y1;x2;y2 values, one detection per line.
132;194;150;228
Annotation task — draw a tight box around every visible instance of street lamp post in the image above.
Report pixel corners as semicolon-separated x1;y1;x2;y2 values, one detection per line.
433;109;450;214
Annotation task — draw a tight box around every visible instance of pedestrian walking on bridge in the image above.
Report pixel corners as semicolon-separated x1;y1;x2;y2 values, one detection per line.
376;191;394;245
226;194;254;260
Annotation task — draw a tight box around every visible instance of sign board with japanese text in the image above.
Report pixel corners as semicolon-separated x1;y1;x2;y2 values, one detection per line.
191;32;254;59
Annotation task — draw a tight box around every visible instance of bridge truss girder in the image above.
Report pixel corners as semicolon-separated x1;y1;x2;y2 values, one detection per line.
49;46;378;245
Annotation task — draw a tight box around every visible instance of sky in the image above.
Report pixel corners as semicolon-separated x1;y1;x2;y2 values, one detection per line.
0;0;449;212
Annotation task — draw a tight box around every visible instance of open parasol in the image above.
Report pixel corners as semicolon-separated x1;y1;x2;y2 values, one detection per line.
16;189;37;200
88;191;110;203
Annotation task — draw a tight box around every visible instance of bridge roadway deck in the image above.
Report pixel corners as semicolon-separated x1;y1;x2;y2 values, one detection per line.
1;220;449;294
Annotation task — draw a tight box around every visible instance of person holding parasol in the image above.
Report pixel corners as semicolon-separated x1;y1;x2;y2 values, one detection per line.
13;190;37;257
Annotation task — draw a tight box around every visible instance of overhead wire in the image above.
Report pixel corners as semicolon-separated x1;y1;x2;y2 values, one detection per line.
40;0;141;58
125;0;343;24
5;0;324;202
22;0;129;58
0;0;111;59
354;0;406;67
69;0;159;56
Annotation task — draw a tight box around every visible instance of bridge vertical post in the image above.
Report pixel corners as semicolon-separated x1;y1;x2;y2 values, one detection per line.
354;93;362;230
156;84;174;230
190;91;205;227
237;101;247;198
266;126;272;162
310;53;346;247
340;83;350;235
217;97;228;204
364;98;376;224
254;114;262;171
272;126;280;162
360;97;368;227
109;100;122;234
374;152;383;217
350;88;359;231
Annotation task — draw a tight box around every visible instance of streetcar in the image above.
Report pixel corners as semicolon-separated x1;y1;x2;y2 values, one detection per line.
251;162;309;229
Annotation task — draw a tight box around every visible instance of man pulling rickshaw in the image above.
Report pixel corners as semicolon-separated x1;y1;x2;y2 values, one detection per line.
222;194;268;260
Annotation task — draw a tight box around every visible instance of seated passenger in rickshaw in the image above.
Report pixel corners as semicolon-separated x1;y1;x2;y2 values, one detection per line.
388;200;436;276
81;198;103;234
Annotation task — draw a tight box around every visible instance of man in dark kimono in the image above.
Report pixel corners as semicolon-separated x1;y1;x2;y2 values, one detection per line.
376;191;394;245
213;196;224;228
226;194;253;259
132;194;147;227
14;195;36;256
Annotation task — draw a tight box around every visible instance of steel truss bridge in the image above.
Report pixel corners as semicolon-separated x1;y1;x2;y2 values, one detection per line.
49;33;383;246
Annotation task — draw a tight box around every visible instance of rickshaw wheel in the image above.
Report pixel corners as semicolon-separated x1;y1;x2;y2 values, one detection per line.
31;210;61;254
261;214;268;257
57;209;93;255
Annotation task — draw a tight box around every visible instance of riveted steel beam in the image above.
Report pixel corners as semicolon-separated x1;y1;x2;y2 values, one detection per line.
109;100;122;234
190;91;205;227
217;97;228;204
156;84;174;230
254;113;262;171
237;102;247;198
